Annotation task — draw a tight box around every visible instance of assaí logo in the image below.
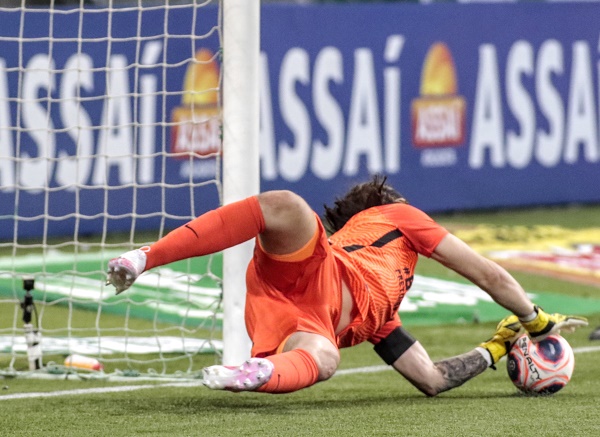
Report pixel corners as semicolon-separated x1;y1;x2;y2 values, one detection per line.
411;42;466;168
170;49;222;178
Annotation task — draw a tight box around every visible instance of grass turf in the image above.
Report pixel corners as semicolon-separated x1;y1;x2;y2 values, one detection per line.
1;320;599;436
1;204;600;436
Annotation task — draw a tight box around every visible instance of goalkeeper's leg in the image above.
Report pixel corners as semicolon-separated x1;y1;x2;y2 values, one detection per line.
392;316;522;397
107;190;319;294
203;332;339;394
144;190;318;267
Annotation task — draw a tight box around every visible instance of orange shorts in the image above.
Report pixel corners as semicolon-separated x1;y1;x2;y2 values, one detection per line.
244;214;342;357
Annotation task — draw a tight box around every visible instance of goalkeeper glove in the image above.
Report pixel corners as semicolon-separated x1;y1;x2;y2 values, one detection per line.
520;305;588;342
479;315;523;367
105;248;147;294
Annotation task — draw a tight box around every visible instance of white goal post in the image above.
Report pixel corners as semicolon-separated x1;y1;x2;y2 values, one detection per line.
221;0;260;366
0;0;259;379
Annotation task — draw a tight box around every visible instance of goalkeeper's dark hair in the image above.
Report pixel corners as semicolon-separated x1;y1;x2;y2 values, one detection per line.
323;174;407;234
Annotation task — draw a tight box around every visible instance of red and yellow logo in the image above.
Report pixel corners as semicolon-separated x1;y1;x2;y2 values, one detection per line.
171;49;221;158
411;43;466;148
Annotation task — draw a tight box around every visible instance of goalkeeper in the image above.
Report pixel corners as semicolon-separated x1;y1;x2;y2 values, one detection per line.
106;175;587;396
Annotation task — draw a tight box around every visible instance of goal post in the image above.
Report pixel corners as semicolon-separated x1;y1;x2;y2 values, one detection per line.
0;0;260;379
221;0;260;366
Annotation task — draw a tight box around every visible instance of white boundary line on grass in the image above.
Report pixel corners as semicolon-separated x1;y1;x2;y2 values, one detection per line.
1;345;600;401
0;380;205;401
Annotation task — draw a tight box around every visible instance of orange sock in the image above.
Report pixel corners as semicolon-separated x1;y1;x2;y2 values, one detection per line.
144;196;265;270
258;349;320;394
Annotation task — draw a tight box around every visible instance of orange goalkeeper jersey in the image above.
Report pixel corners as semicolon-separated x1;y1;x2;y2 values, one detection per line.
245;203;448;357
330;203;448;348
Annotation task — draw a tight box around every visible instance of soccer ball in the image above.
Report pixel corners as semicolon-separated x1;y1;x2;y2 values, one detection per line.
506;334;574;395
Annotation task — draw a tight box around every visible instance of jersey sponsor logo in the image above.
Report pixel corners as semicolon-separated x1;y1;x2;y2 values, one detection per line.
394;268;413;312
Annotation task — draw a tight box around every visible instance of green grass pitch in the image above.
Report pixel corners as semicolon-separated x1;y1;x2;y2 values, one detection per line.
1;204;600;436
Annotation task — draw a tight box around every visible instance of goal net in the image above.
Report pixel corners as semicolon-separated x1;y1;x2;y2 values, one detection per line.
0;0;258;380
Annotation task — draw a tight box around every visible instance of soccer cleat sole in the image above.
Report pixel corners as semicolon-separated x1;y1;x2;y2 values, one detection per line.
202;358;274;392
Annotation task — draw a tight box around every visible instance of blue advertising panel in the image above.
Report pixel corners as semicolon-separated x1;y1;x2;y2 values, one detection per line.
260;3;600;214
0;6;222;239
1;3;599;240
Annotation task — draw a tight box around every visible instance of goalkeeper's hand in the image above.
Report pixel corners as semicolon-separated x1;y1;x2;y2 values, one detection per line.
521;305;588;342
105;249;147;295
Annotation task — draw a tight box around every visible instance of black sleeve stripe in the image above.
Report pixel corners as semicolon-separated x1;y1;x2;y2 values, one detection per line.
343;244;364;253
372;229;403;247
343;229;403;253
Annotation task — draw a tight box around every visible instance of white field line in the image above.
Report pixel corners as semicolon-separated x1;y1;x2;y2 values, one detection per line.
1;345;600;401
0;381;205;401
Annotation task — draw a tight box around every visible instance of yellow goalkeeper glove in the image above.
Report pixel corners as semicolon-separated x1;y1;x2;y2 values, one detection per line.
521;305;588;342
479;315;523;367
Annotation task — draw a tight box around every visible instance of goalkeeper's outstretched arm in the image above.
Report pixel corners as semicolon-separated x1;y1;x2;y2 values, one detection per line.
382;316;522;397
430;233;588;340
431;233;534;317
391;340;488;397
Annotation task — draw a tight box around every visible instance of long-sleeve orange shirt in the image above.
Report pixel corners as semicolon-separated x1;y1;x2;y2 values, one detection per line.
245;203;448;357
330;203;448;348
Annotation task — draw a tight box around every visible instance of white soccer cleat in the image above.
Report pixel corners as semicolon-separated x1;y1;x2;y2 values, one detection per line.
106;249;147;294
202;358;274;392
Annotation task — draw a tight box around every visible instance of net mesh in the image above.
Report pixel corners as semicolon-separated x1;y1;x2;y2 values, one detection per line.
0;0;225;380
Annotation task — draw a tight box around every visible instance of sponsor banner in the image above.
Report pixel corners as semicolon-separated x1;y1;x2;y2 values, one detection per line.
0;251;223;328
2;4;600;239
454;225;600;287
259;3;600;213
0;5;222;239
0;335;221;356
401;275;600;326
